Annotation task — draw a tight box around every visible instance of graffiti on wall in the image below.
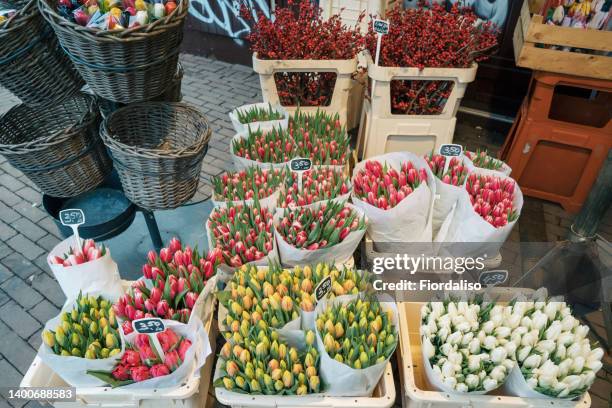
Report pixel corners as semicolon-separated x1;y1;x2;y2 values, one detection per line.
403;0;509;28
188;0;271;43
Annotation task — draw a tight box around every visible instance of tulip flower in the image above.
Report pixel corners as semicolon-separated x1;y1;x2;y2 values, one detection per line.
150;364;171;378
48;239;106;267
353;159;427;210
424;152;468;186
213;167;286;202
278;167;351;208
236;103;285;124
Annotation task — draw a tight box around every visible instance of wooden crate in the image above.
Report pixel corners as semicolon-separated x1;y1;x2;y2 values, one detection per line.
513;0;612;80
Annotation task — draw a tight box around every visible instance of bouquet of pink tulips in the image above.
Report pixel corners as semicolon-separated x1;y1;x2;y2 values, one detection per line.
466;173;518;228
424;153;468;186
352;160;427;210
49;239;105;267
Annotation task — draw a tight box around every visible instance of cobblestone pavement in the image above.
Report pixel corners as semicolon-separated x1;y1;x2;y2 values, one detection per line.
0;53;609;407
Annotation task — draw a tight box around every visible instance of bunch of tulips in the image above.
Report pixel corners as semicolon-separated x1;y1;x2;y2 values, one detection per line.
232;111;350;166
49;239;105;267
278;167;350;208
42;292;121;359
465;174;518;228
276;202;366;250
424;153;468;186
89;328;192;384
236;103;285;124
353;160;427;210
114;238;220;331
212;167;286;202
465;150;505;171
217;325;321;394
316;296;397;369
208;203;275;268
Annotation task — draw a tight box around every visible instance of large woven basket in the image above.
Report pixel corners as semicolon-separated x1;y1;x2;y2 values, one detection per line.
0;93;112;197
101;103;212;210
0;0;83;106
38;0;188;104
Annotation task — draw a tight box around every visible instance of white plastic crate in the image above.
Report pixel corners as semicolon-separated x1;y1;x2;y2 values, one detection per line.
396;295;593;408
19;283;218;408
357;99;456;159
215;361;396;408
252;54;358;126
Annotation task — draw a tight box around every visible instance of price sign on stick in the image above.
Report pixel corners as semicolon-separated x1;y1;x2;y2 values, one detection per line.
314;275;332;303
371;19;390;99
439;144;463;175
59;209;85;253
290;157;312;192
133;317;166;359
478;270;508;287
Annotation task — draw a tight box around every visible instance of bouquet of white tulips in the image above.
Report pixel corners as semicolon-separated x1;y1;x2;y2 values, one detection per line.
505;299;604;399
420;299;515;393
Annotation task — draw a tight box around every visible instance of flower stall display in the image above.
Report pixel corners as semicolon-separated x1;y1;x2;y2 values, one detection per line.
212;166;287;209
38;291;125;387
314;295;398;396
351;152;435;246
464;149;512;176
87;319;211;389
229;102;289;134
544;0;611;29
242;0;363;124
231;110;350;171
420;299;515;394
55;0;180;31
504;299;604;399
274;201;367;266
114;237;220;331
48;237;124;305
277;167;351;209
365;4;497;116
424;152;474;236
206;202;278;271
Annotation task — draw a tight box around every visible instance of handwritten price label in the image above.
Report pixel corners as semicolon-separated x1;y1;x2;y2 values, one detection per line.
290;158;312;172
314;276;332;302
439;144;463;157
373;19;389;34
133;318;165;334
59;209;85;227
478;270;508;287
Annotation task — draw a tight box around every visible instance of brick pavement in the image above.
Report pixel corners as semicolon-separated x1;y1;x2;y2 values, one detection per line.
0;53;609;407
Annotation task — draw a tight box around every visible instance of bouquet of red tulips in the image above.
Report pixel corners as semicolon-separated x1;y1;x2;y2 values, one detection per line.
49;239;105;267
114;238;220;332
278;167;350;208
465;149;511;176
424;153;469;186
466;173;519;228
207;203;277;269
232;110;350;170
274;201;366;266
351;153;435;244
212;166;286;208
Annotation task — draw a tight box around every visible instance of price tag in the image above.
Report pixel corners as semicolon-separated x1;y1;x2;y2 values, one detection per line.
132;318;166;360
59;209;85;253
373;19;389;34
439;144;463;175
478;270;508;287
371;19;390;99
290;157;312;191
314;276;332;303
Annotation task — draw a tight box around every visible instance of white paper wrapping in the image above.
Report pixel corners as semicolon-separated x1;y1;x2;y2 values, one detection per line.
273;202;366;267
48;237;124;301
436;169;523;257
314;294;398;397
37;290;126;387
351;152;436;244
229;103;289;134
118;318;211;389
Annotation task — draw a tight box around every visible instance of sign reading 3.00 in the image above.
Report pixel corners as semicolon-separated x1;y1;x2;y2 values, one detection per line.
133;318;165;334
59;209;85;227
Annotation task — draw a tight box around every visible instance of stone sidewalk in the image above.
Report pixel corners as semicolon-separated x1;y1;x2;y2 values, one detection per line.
0;53;609;407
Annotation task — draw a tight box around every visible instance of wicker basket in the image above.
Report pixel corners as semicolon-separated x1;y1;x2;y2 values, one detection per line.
38;0;188;104
0;94;112;197
0;0;83;106
100;103;212;210
98;62;184;120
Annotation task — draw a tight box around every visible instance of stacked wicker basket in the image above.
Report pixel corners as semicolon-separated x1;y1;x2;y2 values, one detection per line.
0;0;211;211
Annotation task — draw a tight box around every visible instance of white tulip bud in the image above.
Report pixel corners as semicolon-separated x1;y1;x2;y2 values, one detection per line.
506;313;522;329
557;387;570;398
482;320;495;334
483;335;497;350
545;321;562;341
555;344;567;360
504;341;517;358
468;338;481;354
523;354;542;369
536;339;556;354
587;347;604;363
531;310;548;330
560;315;576;331
461;332;474;346
423;337;435;359
515;326;528;336
438;314;451;329
574;325;589;340
447;331;462;345
571;356;585;374
520;316;532;329
560;304;571;317
438;327;450;342
544;302;560;320
517;346;532;362
527;377;538;389
467;355;481;372
489;366;506;382
585;360;602;374
557;331;573;346
482;378;498;391
538;375;555;388
490;347;508;363
558;358;571;378
448;351;463;365
477;330;486;342
540;360;559;378
465;374;479;389
455;321;471;333
443;376;457;389
421;305;430;319
478;370;486;380
562;375;582;391
535;301;546;310
495;326;511;339
442;361;455;378
583;370;596;386
457;301;468;313
567;343;581;357
491;313;503;327
447;302;458;316
503;359;515;371
431;302;444;315
432;364;442;378
440;343;454;357
455;382;468;393
521;332;537;348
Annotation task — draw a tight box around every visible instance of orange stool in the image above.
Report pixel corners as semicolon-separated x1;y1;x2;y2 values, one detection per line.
501;71;611;213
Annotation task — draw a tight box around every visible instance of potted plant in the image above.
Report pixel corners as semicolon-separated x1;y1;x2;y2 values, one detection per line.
242;0;364;125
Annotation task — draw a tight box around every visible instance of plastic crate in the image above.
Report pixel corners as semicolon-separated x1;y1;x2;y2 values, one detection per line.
252;54;358;127
19;284;218;408
215;361;396;408
396;293;593;408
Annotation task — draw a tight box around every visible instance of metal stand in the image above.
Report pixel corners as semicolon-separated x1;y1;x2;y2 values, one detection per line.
140;209;164;252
